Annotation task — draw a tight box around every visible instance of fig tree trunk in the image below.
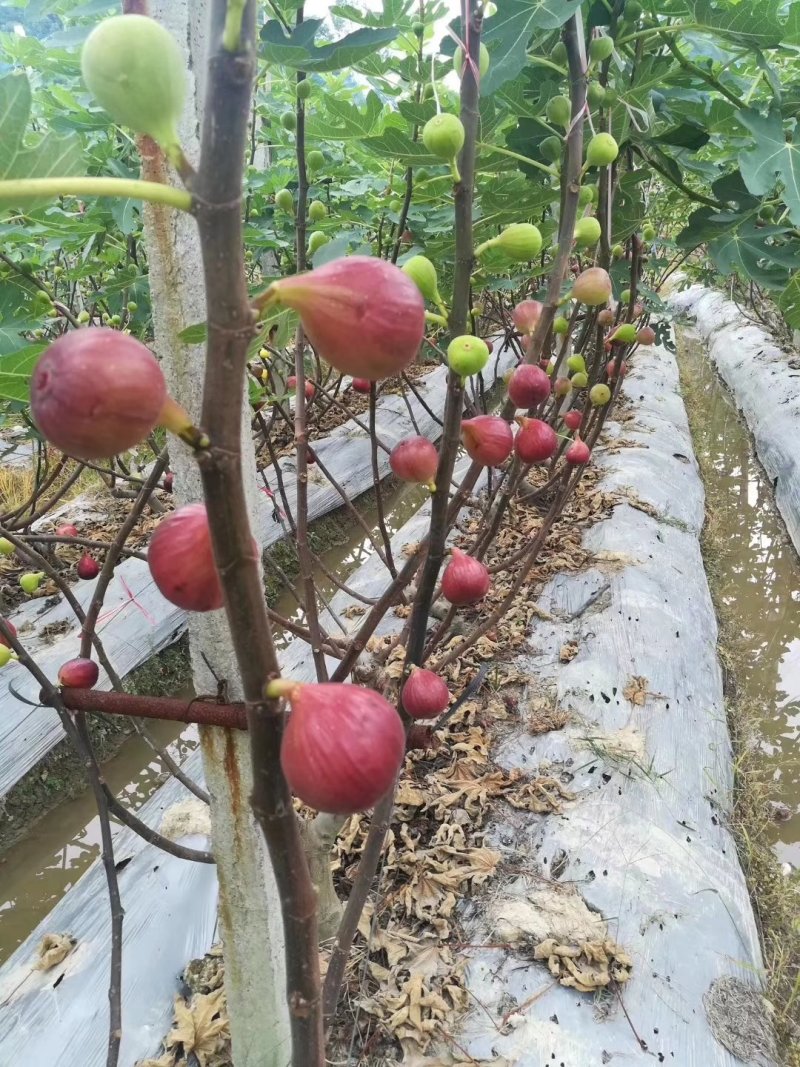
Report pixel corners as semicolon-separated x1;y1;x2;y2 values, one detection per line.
138;3;289;1063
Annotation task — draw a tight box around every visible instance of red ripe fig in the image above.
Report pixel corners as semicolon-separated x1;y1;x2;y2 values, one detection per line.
56;523;78;538
512;299;543;335
563;409;582;431
572;266;612;306
539;359;551;372
30;328;168;459
554;376;572;397
77;554;100;580
633;302;645;319
148;503;224;612
0;618;17;648
566;437;591;465
460;416;513;466
597;308;614;326
270;679;405;813
606;359;628;379
636;325;656;345
265;256;425;381
441;546;490;606
163;472;174;493
287;376;316;399
58;657;99;689
402;666;450;720
390;436;438;490
351;377;371;393
515;418;558;464
507;364;551;408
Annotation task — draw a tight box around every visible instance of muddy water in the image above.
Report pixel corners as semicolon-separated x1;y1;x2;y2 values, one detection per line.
0;481;426;963
676;328;800;867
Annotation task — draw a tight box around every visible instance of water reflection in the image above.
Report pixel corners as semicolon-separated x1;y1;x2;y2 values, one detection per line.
677;330;800;866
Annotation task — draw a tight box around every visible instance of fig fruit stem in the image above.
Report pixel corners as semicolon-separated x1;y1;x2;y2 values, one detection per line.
476;141;559;178
0;176;192;212
424;310;449;327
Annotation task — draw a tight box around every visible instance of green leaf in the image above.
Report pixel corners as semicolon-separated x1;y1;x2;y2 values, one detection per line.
709;220;800;289
737;108;800;225
652;123;709;151
779;272;800;328
481;0;583;95
0;73;30;178
260;19;399;72
305;91;385;141
689;0;786;49
361;128;436;164
177;323;208;345
0;343;44;401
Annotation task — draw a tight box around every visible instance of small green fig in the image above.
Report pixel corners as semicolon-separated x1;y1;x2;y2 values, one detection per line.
0;537;14;556
81;15;186;158
20;572;44;594
307;149;325;172
77;310;91;324
587;83;607;108
578;185;594;207
610;322;637;344
297;78;312;101
0;646;12;668
552;41;568;65
275;188;294;212
402;255;442;305
127;301;138;313
623;0;642;20
453;42;490;78
574;216;602;247
589;36;614;63
586;132;619;167
611;243;624;259
570;371;588;389
553;316;569;335
475;223;542;262
412;20;425;35
642;224;656;241
567;354;586;375
546;95;571;127
422;113;465;180
540;135;562;163
590;383;611;406
281;111;297;131
447;335;490;378
620;288;632;303
308;200;327;222
308;231;329;255
758;203;776;221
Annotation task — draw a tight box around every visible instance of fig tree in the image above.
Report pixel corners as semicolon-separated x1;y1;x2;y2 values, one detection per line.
586;132;619;167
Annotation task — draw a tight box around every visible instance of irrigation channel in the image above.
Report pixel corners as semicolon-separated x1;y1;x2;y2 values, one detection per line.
675;325;800;868
0;479;426;964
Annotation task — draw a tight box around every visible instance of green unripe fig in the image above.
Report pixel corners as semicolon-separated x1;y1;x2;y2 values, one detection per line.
586;132;619;167
412;20;425;36
0;537;14;556
642;224;655;241
127;301;138;313
19;572;44;594
484;1;497;15
623;1;642;21
553;316;569;336
589;36;614;63
296;78;312;101
422;113;465;179
578;185;594;206
570;371;588;389
447;335;490;378
402;255;441;304
308;231;329;255
759;203;776;221
281;111;297;132
567;354;586;375
574;216;602;247
77;309;91;324
275;188;294;212
389;199;402;212
423;83;436;100
81;15;185;155
540;135;562;163
546;95;571;128
611;322;637;344
110;314;122;326
102;313;111;324
415;167;430;183
308;200;327;222
476;223;542;262
35;289;51;304
0;646;12;668
453;42;490;78
53;266;64;277
620;288;631;303
587;83;607;108
307;149;325;172
611;243;624;259
552;41;568;65
590;383;611;406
